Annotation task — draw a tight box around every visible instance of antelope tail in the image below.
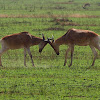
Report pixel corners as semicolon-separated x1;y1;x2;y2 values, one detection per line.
98;35;100;44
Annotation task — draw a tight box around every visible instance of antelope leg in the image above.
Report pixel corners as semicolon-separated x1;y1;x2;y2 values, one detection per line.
89;45;97;66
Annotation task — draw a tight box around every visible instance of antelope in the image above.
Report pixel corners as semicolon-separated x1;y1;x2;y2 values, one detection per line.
83;3;90;9
0;32;48;66
48;28;100;67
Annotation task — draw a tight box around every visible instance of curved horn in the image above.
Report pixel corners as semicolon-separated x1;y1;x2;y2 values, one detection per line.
52;35;54;42
47;35;54;40
42;34;45;41
47;35;54;42
52;35;54;40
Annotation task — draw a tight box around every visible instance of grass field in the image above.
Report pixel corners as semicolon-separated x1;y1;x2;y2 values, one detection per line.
0;0;100;100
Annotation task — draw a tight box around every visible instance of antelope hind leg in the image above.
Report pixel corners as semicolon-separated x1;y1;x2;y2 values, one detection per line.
90;45;97;66
64;46;71;66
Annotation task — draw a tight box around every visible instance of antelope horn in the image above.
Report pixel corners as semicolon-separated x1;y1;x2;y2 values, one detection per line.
47;35;54;40
47;36;54;43
42;34;45;40
52;35;54;40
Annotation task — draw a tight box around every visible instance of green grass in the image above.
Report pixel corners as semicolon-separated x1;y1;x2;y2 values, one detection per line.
0;0;100;100
0;66;100;100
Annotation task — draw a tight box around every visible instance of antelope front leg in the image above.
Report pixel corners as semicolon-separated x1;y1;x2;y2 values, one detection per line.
26;48;34;67
24;48;27;66
68;45;74;67
64;46;71;66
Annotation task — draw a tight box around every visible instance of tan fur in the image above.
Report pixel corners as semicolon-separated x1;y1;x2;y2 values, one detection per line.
55;28;99;45
0;32;48;66
2;32;43;49
49;28;100;67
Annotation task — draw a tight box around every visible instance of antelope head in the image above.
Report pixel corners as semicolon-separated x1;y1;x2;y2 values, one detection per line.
39;34;49;53
48;35;59;55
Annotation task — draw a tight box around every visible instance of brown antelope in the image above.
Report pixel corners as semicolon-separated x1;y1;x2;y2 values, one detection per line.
48;28;100;67
0;32;48;66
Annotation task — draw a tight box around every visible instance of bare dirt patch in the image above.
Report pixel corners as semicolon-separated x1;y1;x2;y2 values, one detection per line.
55;1;74;4
69;14;99;18
51;18;80;26
46;27;65;31
0;14;99;18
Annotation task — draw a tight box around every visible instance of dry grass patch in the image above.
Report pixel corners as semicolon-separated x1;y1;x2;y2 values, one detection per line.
0;14;100;18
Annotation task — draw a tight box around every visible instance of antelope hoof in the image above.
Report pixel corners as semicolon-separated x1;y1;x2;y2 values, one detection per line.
32;64;35;67
64;62;66;66
91;63;94;66
24;64;27;67
68;64;72;67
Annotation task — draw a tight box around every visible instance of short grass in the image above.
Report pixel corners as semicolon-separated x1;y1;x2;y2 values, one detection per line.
0;0;100;100
0;65;100;100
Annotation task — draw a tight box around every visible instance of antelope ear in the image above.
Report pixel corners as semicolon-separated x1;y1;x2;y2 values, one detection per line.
42;34;45;41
